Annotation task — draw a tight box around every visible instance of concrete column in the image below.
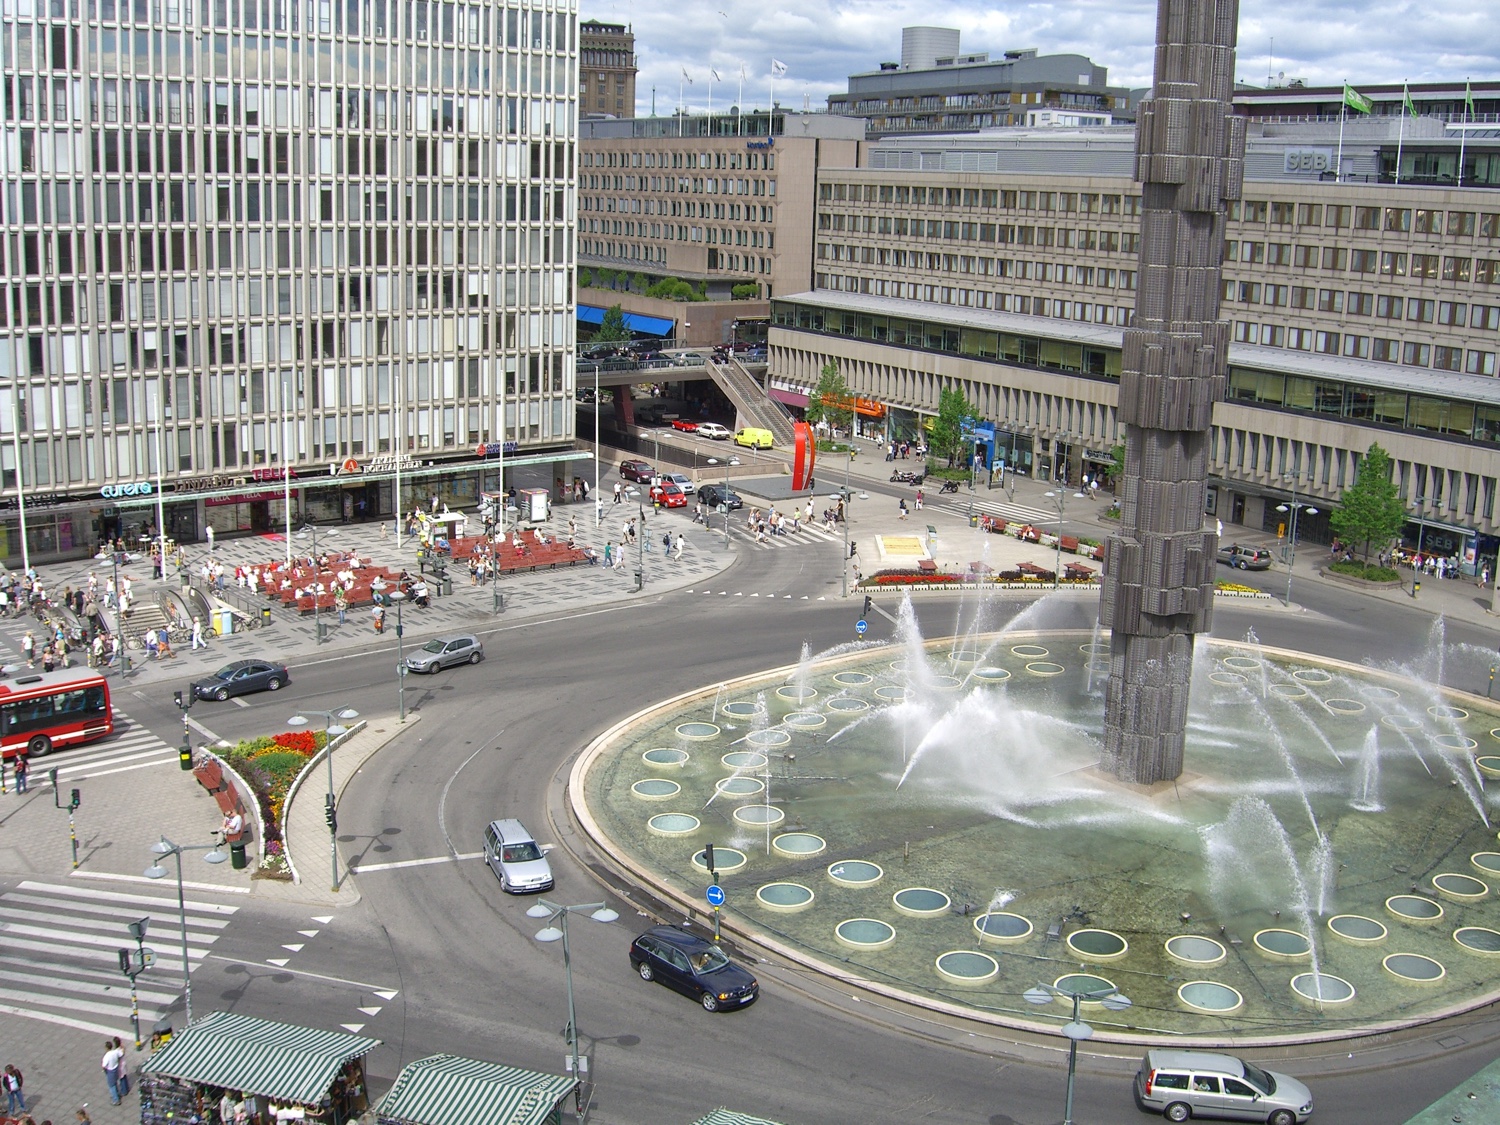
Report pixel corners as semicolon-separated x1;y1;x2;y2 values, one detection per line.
1100;0;1246;786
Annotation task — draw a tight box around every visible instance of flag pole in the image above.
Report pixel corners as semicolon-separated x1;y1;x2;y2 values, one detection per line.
1395;83;1406;186
708;72;714;130
1458;79;1470;187
738;66;745;136
1336;95;1346;184
679;75;684;136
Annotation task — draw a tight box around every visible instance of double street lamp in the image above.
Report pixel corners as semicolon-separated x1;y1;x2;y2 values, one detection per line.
705;456;739;549
1043;489;1087;588
295;524;337;643
143;834;228;1024
388;589;408;721
528;899;619;1113
1275;499;1318;608
287;708;360;892
1024;980;1133;1125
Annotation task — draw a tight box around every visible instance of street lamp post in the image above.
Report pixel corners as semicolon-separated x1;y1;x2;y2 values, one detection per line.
287;708;360;892
101;551;131;678
593;362;601;526
1024;980;1133;1125
528;899;620;1115
143;834;228;1024
295;524;337;643
706;456;739;549
834;451;861;598
8;392;30;573
388;589;408;721
1043;489;1087;588
1275;499;1319;608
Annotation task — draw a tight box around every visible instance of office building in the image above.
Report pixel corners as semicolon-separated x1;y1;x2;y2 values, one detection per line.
770;119;1500;565
826;26;1132;138
578;113;864;301
1;0;581;563
579;18;635;118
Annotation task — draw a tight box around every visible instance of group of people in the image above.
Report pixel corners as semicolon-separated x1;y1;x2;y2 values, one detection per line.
886;440;926;461
745;505;803;543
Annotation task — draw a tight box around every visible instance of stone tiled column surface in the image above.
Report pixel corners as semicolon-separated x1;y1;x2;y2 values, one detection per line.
1101;0;1246;786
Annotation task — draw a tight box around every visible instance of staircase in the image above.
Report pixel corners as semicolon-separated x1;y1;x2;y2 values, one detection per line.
706;357;797;446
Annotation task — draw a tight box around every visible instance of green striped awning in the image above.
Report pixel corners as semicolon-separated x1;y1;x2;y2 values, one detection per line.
140;1013;381;1106
692;1111;790;1125
377;1055;577;1125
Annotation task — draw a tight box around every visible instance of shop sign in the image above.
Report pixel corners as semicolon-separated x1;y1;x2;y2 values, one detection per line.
251;467;297;482
341;453;422;475
100;481;154;499
329;457;363;476
746;137;775;150
475;441;520;459
205;490;285;507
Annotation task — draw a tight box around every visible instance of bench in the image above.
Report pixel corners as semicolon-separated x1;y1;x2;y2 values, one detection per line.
1059;535;1079;553
917;559;938;574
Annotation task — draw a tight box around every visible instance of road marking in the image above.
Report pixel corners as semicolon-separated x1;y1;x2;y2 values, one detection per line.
232;698;251;708
67;870;250;896
341;1023;366;1032
348;851;482;873
205;955;400;994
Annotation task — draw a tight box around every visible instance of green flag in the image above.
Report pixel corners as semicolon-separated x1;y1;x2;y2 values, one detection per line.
1402;82;1417;119
1465;79;1475;116
1343;83;1373;114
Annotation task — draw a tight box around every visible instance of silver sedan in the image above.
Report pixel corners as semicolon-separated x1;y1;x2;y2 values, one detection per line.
405;634;484;673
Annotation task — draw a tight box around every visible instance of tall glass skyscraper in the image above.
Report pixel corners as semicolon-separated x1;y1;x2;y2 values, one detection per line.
1;0;578;561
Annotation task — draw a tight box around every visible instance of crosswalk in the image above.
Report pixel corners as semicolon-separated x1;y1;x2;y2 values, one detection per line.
22;709;185;784
0;879;239;1036
721;519;845;552
933;495;1072;526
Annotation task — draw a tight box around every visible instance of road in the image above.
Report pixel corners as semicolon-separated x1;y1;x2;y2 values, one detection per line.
114;540;1500;1125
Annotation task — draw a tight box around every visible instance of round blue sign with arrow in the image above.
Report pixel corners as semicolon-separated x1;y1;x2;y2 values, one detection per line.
706;884;726;907
855;619;868;635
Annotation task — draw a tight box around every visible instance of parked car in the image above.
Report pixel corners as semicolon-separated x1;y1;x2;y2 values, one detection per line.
670;418;699;433
734;427;775;450
191;659;290;701
629;925;759;1012
698;484;744;511
648;483;688;509
696;423;731;441
482;819;554;894
1134;1049;1312;1124
619;459;656;482
405;634;483;673
660;472;695;494
1217;544;1273;570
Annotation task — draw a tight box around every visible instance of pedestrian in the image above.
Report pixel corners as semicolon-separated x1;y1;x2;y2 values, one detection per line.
613;481;622;505
334;588;348;624
595;496;604;523
673;533;684;560
615;541;627;570
2;1064;22;1113
662;531;671;555
1480;566;1491;589
372;605;385;634
157;627;176;660
603;541;614;568
77;1109;92;1125
914;489;924;511
13;754;27;794
91;633;104;667
113;1038;129;1096
191;618;205;650
103;1037;124;1103
22;630;34;667
898;498;909;520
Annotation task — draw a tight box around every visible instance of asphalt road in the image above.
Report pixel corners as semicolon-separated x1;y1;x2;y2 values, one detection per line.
121;542;1500;1125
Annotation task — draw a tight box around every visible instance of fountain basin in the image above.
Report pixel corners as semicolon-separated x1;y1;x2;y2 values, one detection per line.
1327;915;1388;945
1386;895;1445;924
647;813;700;836
721;751;768;770
1178;981;1244;1014
1431;873;1488;902
1290;973;1355;1009
1164;936;1228;967
827;860;883;888
1475;755;1500;778
1453;927;1500;956
936;950;999;985
756;882;815;913
1383;953;1446;984
641;748;689;768
733;804;784;828
631;779;681;801
835;918;895;950
1066;929;1129;962
974;912;1033;945
892;887;951;918
1253;929;1312;961
772;832;826;857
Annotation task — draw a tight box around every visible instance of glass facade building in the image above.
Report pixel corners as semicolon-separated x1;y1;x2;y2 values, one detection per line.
1;0;578;561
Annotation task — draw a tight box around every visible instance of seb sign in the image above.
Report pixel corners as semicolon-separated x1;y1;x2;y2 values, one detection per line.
1283;148;1334;175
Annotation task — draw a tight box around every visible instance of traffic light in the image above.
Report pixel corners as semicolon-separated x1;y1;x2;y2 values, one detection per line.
703;842;715;873
862;595;873;618
70;788;81;811
324;795;337;833
118;948;133;975
173;690;183;709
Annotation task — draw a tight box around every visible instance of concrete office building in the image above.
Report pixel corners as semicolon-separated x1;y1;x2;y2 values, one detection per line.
579;18;634;118
578;113;864;301
0;0;581;563
826;26;1132;138
770;118;1500;568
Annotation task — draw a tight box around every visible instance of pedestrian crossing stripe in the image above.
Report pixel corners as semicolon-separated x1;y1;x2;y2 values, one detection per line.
0;879;239;1037
22;710;181;782
935;497;1061;524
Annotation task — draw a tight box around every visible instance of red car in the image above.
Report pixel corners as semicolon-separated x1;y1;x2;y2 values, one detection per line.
648;483;688;508
671;419;699;433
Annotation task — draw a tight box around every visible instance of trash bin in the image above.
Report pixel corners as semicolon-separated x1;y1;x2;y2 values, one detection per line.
440;576;452;596
213;607;234;636
229;840;247;869
261;606;272;627
969;513;980;527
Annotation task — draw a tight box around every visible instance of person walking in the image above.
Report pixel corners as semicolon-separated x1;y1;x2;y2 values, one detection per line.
113;1037;130;1096
898;498;909;520
21;631;34;667
602;542;613;568
13;754;27;794
334;588;348;625
2;1064;22;1113
372;605;385;634
191;618;205;650
612;481;623;505
914;488;924;511
673;533;685;560
103;1037;124;1104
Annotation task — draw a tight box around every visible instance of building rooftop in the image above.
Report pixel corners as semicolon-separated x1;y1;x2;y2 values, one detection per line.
581;112;866;142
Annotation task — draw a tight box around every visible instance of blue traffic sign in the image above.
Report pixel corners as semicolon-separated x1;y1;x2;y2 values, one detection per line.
855;619;869;635
706;884;726;907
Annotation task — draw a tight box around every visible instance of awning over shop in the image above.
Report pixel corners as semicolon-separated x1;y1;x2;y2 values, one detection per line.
377;1054;576;1125
577;303;676;337
140;1013;381;1105
691;1111;790;1125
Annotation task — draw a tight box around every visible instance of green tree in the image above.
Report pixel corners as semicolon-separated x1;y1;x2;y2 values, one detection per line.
594;304;632;344
803;361;853;434
928;387;977;468
645;277;699;301
578;268;595;289
632;272;650;294
1329;443;1407;561
731;282;761;300
1105;442;1126;483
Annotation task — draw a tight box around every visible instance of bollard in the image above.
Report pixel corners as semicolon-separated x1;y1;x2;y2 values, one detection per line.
1413;579;1421;599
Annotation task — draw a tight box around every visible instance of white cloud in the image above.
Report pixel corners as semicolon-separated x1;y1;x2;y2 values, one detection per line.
607;0;1498;118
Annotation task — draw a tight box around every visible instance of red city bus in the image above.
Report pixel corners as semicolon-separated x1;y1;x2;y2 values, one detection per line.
0;668;115;759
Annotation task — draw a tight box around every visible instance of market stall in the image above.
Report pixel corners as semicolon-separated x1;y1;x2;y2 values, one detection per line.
376;1055;576;1125
139;1013;380;1125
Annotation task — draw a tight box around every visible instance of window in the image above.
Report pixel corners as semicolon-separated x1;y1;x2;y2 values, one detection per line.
1443;257;1472;282
1407;298;1435;324
1293;245;1319;268
1376;295;1404;320
1372;338;1401;363
1318;289;1344;313
1437;301;1467;327
1270;201;1295;225
1326;204;1351;229
1473;305;1500;331
1411;254;1439;279
1467;350;1497;376
1267;243;1292;265
1434;346;1463;371
1243;200;1267;223
1297;203;1323;226
1354;206;1381;230
1415;209;1442;234
1291;286;1316;310
1322;247;1348;271
1343;335;1370;358
1403;342;1431;367
1449;211;1476;236
1241;242;1265;264
1384;207;1412;232
1380;251;1408;276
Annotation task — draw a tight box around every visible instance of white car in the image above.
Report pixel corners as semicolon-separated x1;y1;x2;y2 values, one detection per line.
660;473;695;495
697;423;731;440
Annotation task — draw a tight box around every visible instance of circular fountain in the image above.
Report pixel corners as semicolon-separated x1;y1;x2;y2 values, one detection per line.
575;622;1500;1044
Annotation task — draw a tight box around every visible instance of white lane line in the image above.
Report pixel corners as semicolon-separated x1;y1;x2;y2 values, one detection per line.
0;1000;128;1038
349;851;482;873
59;872;250;898
204;954;400;994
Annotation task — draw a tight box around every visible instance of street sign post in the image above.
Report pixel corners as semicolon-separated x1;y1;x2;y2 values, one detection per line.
855;619;868;636
706;883;725;942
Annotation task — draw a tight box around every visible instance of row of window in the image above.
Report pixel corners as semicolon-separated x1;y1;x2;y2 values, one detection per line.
1228;322;1497;375
586;197;772;222
582;149;776;171
814;274;1135;324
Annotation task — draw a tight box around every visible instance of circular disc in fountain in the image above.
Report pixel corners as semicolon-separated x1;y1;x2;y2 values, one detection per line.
574;627;1500;1044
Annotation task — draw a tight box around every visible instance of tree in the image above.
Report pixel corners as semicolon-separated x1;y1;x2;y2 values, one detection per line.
803;361;853;434
928;387;977;468
1329;443;1407;562
1105;442;1126;484
731;282;760;300
594;304;632;344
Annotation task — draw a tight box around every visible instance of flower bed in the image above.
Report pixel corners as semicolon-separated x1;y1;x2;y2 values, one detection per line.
221;730;328;879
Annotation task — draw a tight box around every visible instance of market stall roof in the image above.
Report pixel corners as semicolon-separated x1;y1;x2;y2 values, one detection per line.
691;1111;790;1125
376;1054;577;1125
140;1013;381;1105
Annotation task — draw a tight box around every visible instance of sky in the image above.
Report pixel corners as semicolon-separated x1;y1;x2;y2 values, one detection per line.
585;1;1500;118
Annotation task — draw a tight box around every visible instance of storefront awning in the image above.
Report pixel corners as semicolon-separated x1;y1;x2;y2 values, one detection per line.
577;303;676;337
377;1055;576;1125
140;1013;381;1105
691;1111;791;1125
